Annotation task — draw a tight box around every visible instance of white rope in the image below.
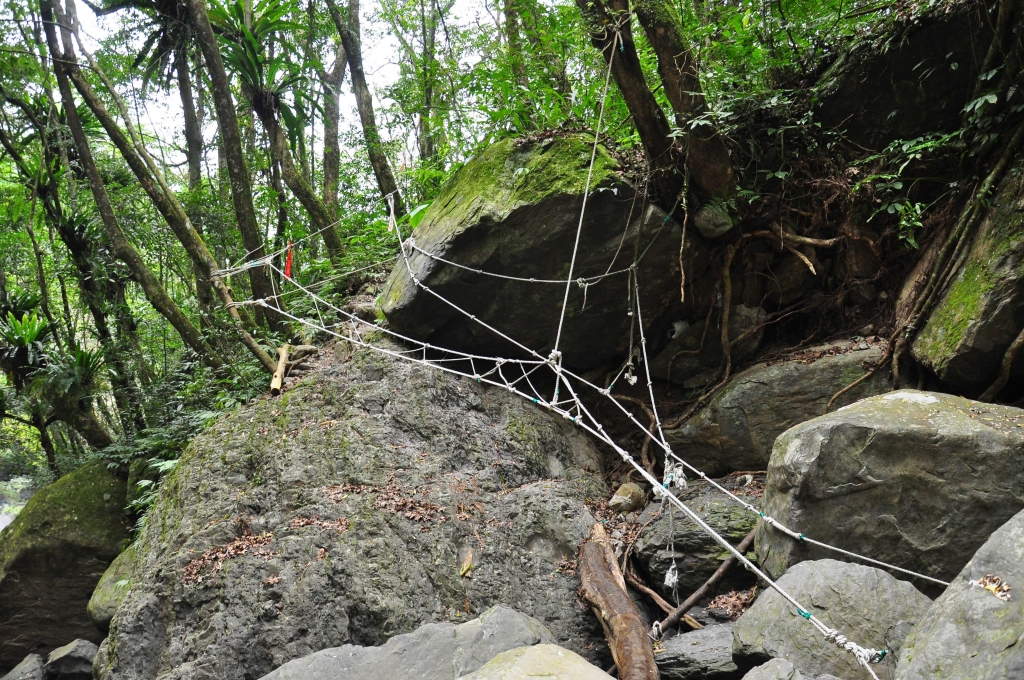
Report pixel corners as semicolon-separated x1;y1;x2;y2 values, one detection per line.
552;30;619;361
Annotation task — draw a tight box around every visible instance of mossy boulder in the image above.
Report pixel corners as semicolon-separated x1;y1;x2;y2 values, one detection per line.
664;339;890;476
756;391;1024;592
0;461;128;672
911;160;1024;393
634;485;759;599
96;345;610;680
88;542;138;633
381;135;682;369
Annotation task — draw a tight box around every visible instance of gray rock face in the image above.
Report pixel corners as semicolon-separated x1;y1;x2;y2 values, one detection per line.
460;644;613;679
634;486;758;600
756;391;1024;588
911;159;1024;392
664;340;889;476
650;306;765;389
656;623;741;679
0;655;42;680
741;658;841;680
43;640;97;680
814;3;986;150
733;560;931;680
895;508;1024;680
96;346;609;680
380;135;682;369
260;605;553;680
0;462;128;672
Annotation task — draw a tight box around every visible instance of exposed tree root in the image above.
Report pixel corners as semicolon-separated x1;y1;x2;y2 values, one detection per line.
980;324;1024;401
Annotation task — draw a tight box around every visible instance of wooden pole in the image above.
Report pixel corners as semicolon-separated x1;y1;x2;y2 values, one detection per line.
270;344;289;395
657;527;755;633
579;522;659;680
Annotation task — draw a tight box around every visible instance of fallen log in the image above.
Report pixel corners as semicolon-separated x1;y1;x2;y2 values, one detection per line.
656;527;756;634
579;522;659;680
270;344;290;396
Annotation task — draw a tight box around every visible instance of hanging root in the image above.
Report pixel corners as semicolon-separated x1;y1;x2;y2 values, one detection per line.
980;324;1024;401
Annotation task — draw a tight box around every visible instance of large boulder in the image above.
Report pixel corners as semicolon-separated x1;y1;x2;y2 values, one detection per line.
814;2;987;150
634;485;759;600
655;622;741;679
732;560;931;680
664;339;889;476
756;391;1024;589
911;159;1024;394
895;508;1024;680
459;644;612;679
380;135;683;369
95;345;609;680
0;462;128;672
260;605;553;680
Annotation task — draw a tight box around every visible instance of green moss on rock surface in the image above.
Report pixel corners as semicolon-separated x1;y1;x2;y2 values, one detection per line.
0;461;129;670
912;163;1024;388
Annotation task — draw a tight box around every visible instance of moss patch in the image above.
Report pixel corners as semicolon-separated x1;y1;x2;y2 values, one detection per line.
0;461;128;569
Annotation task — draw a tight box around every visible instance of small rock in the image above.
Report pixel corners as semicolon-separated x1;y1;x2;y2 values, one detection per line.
733;560;930;680
459;644;613;679
0;654;43;680
635;489;758;599
656;622;741;679
88;543;138;633
43;640;98;680
608;483;645;513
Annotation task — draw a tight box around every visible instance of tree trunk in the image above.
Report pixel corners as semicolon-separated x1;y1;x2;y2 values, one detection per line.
42;0;216;366
579;523;660;680
633;0;733;200
32;411;60;479
575;0;682;206
327;0;407;218
321;41;347;233
175;45;216;321
251;97;345;261
185;0;282;332
503;0;531;128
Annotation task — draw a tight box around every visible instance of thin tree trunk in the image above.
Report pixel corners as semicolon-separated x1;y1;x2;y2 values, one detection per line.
42;0;216;366
326;0;407;218
250;97;345;261
175;45;216;321
32;411;60;478
633;0;734;200
321;41;347;234
185;0;282;332
575;0;682;205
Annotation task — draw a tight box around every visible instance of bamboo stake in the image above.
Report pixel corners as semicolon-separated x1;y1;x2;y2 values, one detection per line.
271;344;290;395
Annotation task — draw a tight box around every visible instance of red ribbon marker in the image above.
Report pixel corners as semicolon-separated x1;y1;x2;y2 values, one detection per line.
284;241;293;279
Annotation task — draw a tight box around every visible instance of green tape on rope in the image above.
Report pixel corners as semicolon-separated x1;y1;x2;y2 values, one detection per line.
797;608;811;620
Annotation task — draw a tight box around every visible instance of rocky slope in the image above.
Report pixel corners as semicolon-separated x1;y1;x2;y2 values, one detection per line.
94;343;610;680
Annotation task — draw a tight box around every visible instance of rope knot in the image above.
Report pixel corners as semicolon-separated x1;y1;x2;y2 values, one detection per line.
547;350;563;365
